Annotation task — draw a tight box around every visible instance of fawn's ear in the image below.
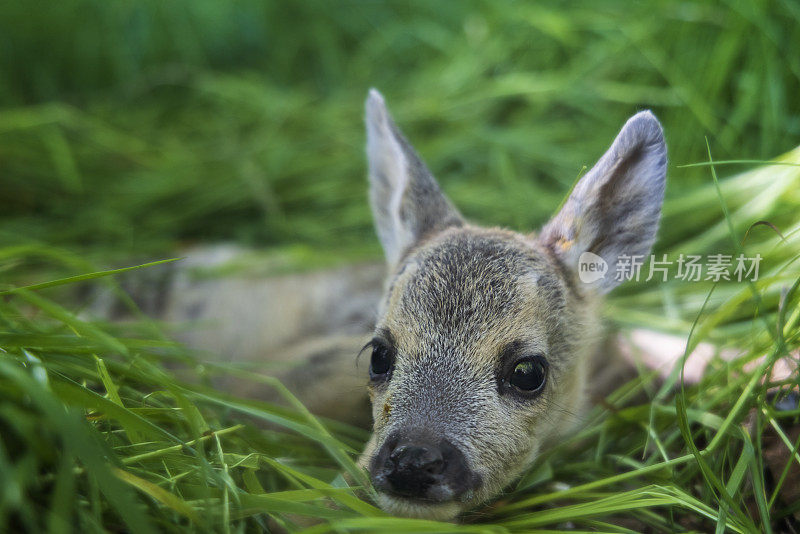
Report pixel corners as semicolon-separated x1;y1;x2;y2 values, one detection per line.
540;111;667;294
365;89;463;267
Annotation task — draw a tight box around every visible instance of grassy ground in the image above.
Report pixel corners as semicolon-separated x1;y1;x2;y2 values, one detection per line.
1;1;800;532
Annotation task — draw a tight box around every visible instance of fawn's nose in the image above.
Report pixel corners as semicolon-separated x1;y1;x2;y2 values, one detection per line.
371;432;478;501
387;443;444;494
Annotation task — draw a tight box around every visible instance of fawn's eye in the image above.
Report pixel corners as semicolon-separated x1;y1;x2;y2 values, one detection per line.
509;358;547;392
369;341;394;381
498;350;547;398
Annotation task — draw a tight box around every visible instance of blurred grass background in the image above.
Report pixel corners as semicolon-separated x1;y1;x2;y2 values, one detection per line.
1;0;800;532
2;0;799;260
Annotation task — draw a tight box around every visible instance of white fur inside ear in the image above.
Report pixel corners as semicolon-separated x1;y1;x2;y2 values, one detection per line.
366;89;414;266
540;110;667;294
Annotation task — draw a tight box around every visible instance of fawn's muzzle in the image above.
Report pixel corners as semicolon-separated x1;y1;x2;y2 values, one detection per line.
370;431;478;502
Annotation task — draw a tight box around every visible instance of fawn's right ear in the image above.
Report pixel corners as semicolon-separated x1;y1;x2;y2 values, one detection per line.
365;89;463;267
540;111;667;294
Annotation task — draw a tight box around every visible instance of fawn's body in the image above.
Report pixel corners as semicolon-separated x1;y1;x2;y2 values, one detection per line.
93;91;667;520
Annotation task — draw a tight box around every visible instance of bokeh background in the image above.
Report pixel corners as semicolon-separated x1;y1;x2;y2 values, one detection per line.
3;0;799;262
2;2;800;532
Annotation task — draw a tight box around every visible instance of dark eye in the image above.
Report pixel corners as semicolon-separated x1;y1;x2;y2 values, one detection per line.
508;357;547;394
369;341;394;380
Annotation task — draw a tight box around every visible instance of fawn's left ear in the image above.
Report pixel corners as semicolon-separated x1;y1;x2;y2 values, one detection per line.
540;111;667;294
365;89;463;267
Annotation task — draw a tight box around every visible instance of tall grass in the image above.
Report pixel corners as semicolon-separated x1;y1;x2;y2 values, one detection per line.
1;1;799;256
1;154;798;531
1;0;799;532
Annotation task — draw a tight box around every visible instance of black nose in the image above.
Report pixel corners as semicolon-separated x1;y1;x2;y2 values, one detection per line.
393;444;445;473
371;431;478;501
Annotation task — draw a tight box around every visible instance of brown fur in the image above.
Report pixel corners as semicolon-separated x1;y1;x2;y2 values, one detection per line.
360;226;602;518
360;90;667;519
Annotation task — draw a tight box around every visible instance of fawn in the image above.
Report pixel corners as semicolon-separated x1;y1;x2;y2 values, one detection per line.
358;89;666;519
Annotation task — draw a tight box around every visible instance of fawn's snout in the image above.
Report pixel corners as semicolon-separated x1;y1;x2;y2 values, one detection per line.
370;431;477;502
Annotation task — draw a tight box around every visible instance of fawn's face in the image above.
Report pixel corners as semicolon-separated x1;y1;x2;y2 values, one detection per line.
360;90;667;520
361;226;602;519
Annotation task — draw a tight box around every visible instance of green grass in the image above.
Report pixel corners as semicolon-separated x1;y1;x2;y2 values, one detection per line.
1;152;798;533
1;0;800;532
2;0;799;257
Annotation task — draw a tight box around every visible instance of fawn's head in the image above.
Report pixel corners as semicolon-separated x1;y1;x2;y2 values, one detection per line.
359;90;667;520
